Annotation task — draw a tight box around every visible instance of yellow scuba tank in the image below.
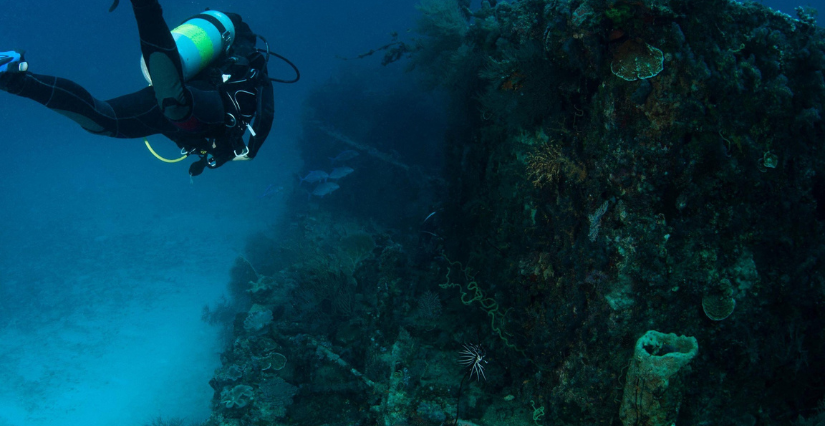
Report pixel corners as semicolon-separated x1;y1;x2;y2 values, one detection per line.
140;10;236;85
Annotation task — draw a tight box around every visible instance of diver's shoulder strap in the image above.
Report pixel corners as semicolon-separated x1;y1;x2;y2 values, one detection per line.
212;49;272;158
247;68;274;159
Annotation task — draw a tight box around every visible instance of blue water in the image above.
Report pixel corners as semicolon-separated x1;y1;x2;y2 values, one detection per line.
0;1;418;425
773;0;824;22
0;0;821;425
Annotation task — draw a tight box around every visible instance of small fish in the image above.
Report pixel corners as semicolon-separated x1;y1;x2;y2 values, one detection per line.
329;167;354;180
109;0;119;12
259;184;284;198
311;182;340;198
423;211;437;223
259;184;274;198
300;170;329;184
329;150;359;164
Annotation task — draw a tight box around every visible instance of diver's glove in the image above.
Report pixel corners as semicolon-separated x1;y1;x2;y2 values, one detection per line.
0;51;27;74
189;157;208;176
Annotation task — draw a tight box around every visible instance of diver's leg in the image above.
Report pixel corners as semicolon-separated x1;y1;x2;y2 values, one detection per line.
130;0;192;122
0;71;163;138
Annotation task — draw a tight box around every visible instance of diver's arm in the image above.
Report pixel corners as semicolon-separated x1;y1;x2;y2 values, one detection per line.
131;0;192;123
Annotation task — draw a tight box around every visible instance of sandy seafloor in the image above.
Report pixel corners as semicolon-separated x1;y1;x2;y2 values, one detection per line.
0;137;297;426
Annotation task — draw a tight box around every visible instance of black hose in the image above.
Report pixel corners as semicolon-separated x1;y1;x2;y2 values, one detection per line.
267;52;301;83
256;35;300;84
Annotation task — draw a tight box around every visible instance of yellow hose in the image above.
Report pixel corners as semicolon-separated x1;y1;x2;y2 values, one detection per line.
144;138;187;163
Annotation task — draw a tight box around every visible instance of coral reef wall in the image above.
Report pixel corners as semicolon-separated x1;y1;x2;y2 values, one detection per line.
200;0;825;425
422;0;825;424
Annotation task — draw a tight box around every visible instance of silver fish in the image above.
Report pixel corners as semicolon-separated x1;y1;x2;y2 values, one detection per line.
311;182;340;197
329;150;360;164
300;170;329;184
329;167;354;179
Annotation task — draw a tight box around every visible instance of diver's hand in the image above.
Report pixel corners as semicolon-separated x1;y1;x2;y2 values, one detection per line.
189;157;207;176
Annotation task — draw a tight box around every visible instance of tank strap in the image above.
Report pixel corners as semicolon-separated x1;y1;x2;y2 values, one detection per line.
188;12;233;53
193;13;227;35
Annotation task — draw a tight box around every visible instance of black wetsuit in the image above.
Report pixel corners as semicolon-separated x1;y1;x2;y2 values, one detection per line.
0;0;273;174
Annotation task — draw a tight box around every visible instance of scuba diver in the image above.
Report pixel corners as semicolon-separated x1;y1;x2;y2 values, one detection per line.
0;0;297;176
